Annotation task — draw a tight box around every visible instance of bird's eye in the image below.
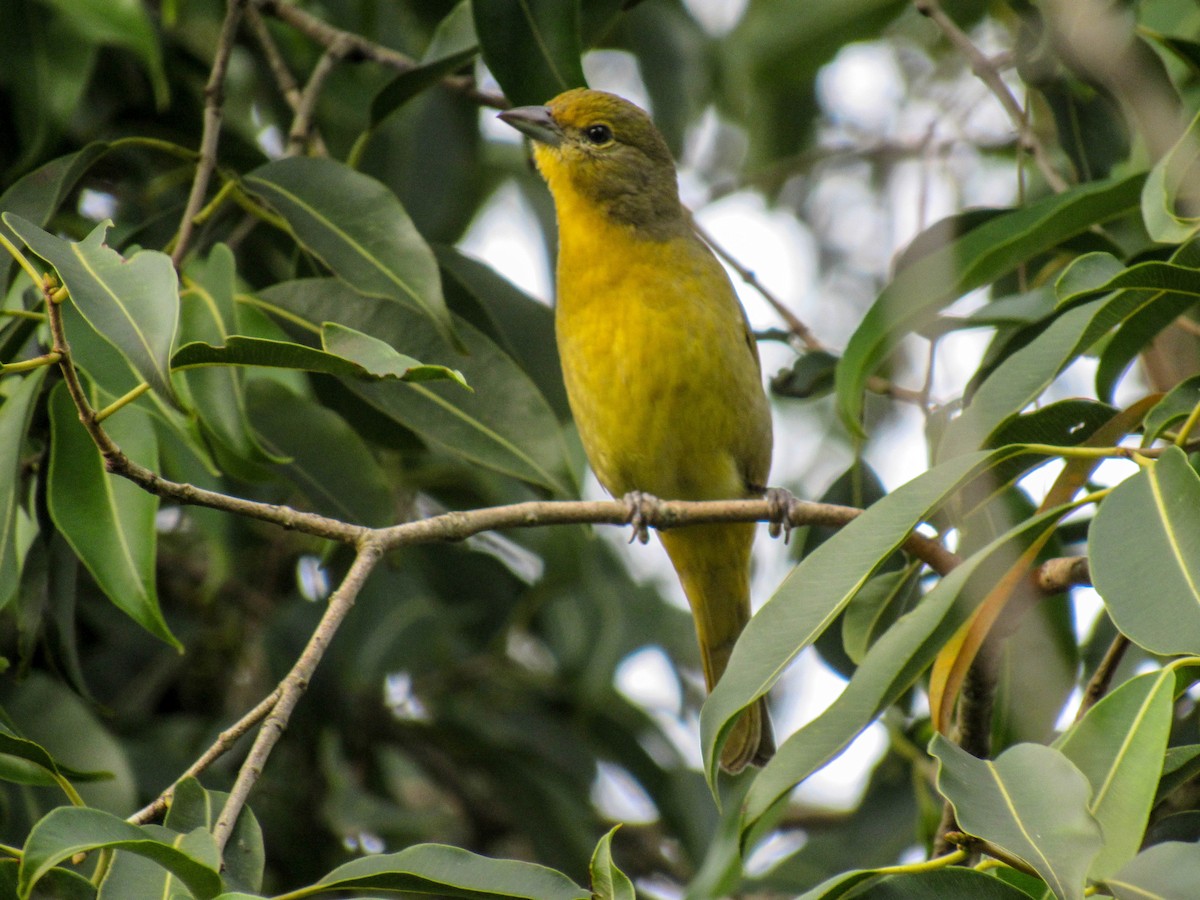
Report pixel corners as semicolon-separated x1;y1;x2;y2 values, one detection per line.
584;124;613;145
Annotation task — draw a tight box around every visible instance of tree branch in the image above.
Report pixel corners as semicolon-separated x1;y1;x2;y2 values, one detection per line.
172;0;248;267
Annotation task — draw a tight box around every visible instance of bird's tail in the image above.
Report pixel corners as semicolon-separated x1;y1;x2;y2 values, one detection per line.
660;523;774;773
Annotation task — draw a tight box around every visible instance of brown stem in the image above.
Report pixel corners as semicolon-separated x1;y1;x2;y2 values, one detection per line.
172;0;248;267
1074;633;1132;724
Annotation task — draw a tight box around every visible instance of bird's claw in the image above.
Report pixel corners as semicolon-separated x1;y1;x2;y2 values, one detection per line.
623;491;658;545
765;487;796;543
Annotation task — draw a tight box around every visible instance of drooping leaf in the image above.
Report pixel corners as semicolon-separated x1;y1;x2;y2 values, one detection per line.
836;174;1144;436
243;157;456;347
1142;107;1200;243
46;383;178;649
737;500;1074;831
172;327;467;388
1057;670;1174;878
701;447;1029;786
1090;447;1200;655
0;369;46;611
4;215;179;402
310;843;590;899
20;808;221;900
931;736;1102;900
472;0;587;106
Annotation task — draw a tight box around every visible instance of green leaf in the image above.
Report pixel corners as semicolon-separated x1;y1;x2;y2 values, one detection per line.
1090;446;1200;655
4;215;179;402
770;350;839;400
436;245;569;420
311;843;590;899
163;778;263;895
1142;107;1200;243
20;808;221;900
369;1;478;126
589;827;634;900
257;278;573;494
180;244;279;463
46;383;179;649
0;145;108;255
701;447;1035;787
246;381;394;527
0;369;46;611
800;866;1035;900
931;736;1102;900
1057;670;1174;878
1157;743;1200;803
243;157;456;347
1105;841;1200;900
835;174;1144;436
472;0;587;105
1143;375;1200;445
737;498;1074;831
36;0;167;107
0;718;111;787
172;328;466;388
98;823;220;899
841;566;921;666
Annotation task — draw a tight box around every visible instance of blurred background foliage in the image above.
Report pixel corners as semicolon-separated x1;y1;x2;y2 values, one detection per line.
4;0;1200;898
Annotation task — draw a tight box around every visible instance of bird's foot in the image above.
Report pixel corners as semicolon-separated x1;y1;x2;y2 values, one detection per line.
622;491;659;545
765;487;797;543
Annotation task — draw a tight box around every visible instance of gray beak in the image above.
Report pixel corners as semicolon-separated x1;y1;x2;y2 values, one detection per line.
497;106;563;147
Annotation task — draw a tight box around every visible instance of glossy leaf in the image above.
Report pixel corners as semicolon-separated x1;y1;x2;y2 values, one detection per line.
589;827;634;900
472;0;587;106
172;327;467;388
0;369;45;611
1105;841;1200;900
311;843;590;899
256;278;573;494
932;736;1102;900
47;383;178;649
1057;670;1174;878
1090;447;1200;654
836;173;1144;436
4;215;179;402
243;157;455;346
20;808;221;900
738;500;1073;830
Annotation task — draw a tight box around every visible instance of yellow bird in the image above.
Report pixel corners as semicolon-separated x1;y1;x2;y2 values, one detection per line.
500;88;775;773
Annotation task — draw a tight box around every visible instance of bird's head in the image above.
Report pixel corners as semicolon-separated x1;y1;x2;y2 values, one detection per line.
499;88;683;236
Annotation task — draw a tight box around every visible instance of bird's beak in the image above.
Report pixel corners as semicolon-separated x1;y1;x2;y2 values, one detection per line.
497;106;563;147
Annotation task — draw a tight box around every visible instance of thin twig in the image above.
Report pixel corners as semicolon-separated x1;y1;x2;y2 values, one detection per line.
245;4;330;156
914;0;1070;193
127;688;283;825
286;42;344;155
253;0;507;109
1074;634;1132;724
212;542;384;850
172;0;248;267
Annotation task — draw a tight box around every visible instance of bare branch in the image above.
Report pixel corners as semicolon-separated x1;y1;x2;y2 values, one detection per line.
172;0;248;267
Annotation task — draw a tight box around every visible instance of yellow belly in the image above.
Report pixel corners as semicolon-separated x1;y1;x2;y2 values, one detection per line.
554;213;771;502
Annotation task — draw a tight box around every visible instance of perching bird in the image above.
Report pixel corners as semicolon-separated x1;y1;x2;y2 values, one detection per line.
500;89;775;772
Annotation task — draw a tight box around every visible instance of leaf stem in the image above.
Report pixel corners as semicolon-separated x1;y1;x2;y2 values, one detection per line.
94;383;152;422
0;230;45;287
0;352;61;374
874;848;967;875
1174;399;1200;447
